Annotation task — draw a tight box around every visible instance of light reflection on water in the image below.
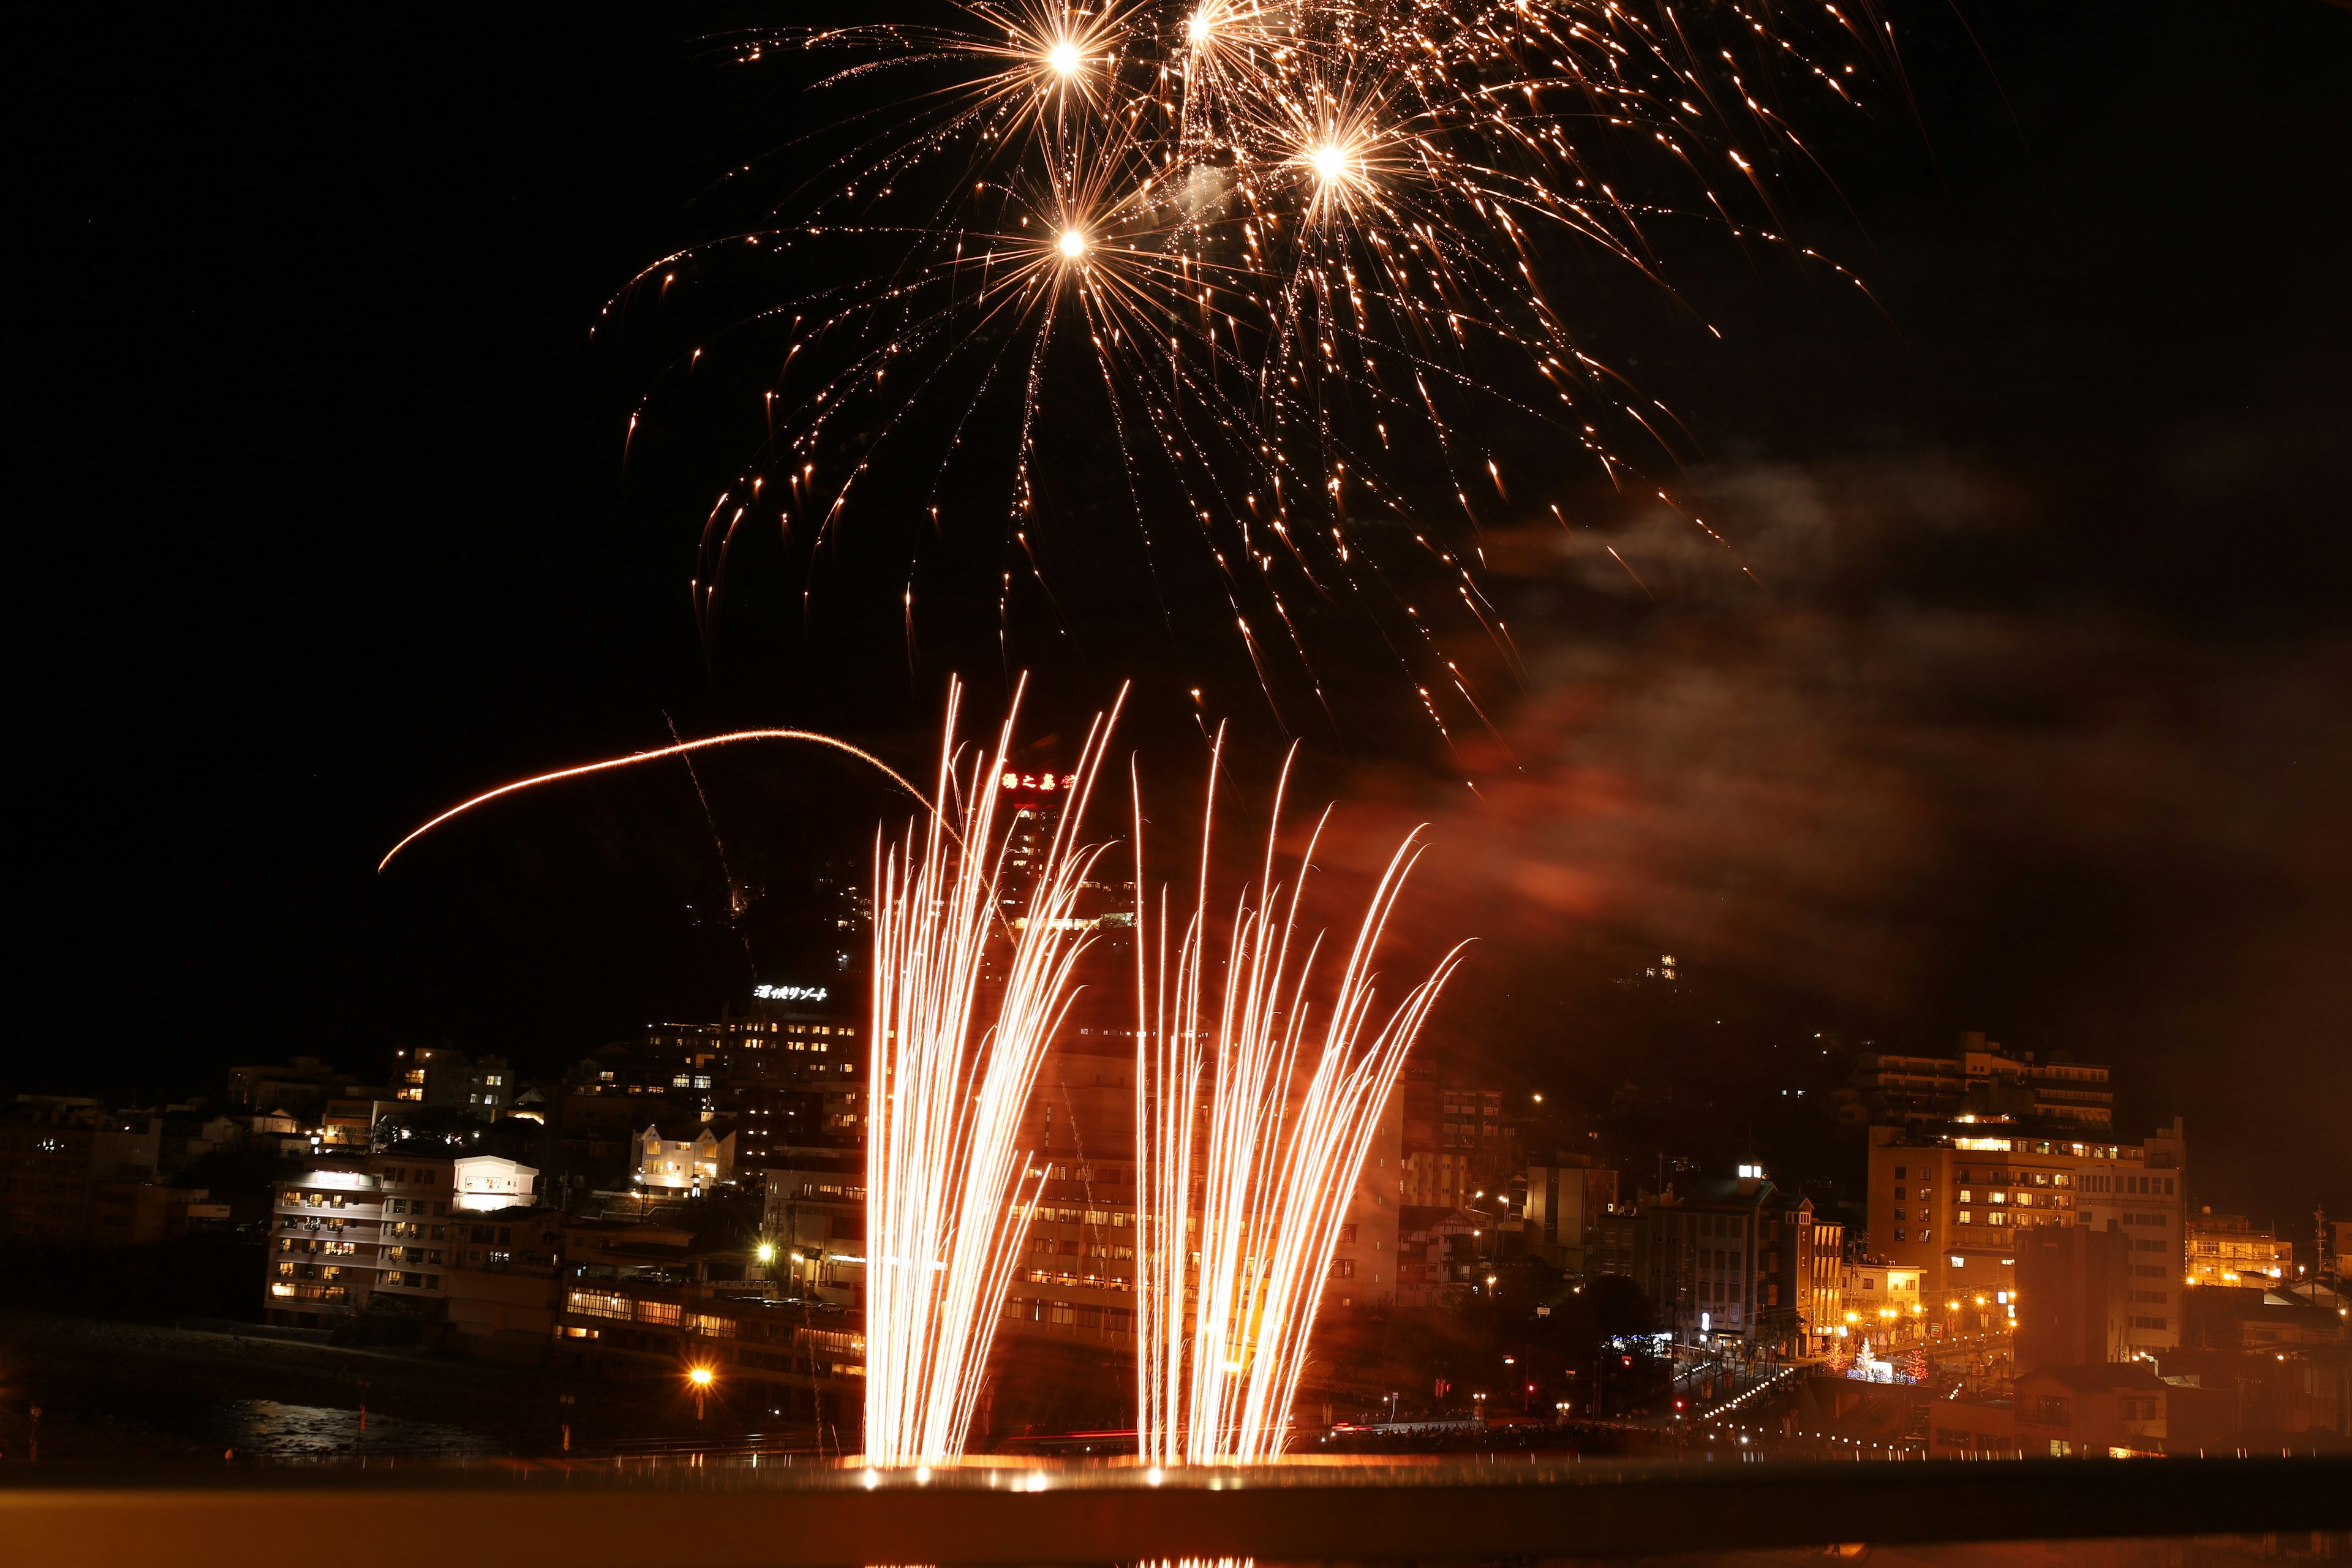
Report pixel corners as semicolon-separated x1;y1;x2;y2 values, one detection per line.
208;1400;498;1458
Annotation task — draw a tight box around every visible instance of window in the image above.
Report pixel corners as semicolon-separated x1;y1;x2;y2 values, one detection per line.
1340;1224;1359;1243
2034;1396;2070;1427
1332;1259;1357;1280
2130;1315;2169;1330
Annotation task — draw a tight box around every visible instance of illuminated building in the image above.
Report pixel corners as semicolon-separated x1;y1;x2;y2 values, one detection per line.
722;991;865;1168
1399;1069;1519;1210
1868;1116;2184;1351
1845;1032;2114;1135
1841;1261;1926;1348
633;1117;736;1192
1807;1216;1848;1352
2187;1210;2297;1287
1630;1175;1815;1353
554;1226;865;1423
389;1044;515;1121
761;1152;868;1306
262;1152;542;1332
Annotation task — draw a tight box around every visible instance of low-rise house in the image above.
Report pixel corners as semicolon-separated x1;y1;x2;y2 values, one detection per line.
2011;1363;2169;1457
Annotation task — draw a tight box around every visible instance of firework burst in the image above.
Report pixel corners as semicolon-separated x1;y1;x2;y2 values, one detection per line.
1133;731;1468;1462
610;0;1896;752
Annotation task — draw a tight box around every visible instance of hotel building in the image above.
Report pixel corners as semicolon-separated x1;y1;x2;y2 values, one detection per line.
1867;1116;2184;1352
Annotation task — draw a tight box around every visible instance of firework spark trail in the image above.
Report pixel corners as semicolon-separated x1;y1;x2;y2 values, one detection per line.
864;675;1127;1466
618;0;1889;750
375;728;933;873
1134;733;1468;1463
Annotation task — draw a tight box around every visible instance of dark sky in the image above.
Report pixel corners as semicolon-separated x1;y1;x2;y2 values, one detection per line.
11;3;2348;1222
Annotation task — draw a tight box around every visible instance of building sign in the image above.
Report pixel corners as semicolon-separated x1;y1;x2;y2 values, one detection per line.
754;984;830;1003
1000;772;1078;793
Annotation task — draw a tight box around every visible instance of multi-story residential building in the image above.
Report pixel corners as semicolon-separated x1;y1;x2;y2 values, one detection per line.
1522;1154;1619;1274
1839;1261;1926;1346
1807;1216;1847;1351
389;1046;514;1121
1628;1175;1813;1353
2187;1210;2297;1288
1867;1117;2184;1353
1399;1070;1517;1210
262;1152;541;1331
1844;1032;2114;1134
440;1205;567;1365
762;1151;867;1306
0;1099;230;1245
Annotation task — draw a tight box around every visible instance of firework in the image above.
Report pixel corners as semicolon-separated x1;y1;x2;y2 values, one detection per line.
863;675;1126;1466
616;0;1891;747
375;728;933;873
1133;731;1467;1463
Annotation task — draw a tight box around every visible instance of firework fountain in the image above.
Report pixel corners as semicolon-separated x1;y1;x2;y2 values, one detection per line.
862;676;1127;1466
1134;733;1468;1463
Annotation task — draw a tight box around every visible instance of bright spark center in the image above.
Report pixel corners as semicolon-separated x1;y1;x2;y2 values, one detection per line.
1058;228;1087;258
1311;143;1348;183
1047;41;1081;75
1187;10;1212;41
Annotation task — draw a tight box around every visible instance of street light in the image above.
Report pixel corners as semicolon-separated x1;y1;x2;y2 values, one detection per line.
687;1364;715;1420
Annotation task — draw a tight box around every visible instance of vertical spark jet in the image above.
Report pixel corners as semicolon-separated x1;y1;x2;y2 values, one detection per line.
1134;738;1467;1464
864;676;1125;1466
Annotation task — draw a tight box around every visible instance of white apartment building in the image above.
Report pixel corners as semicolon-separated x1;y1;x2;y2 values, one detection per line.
264;1152;541;1330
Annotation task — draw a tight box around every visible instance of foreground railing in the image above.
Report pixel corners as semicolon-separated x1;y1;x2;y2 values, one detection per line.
2;1453;2346;1567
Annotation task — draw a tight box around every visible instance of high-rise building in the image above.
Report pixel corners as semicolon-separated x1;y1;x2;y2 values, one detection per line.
1866;1117;2185;1352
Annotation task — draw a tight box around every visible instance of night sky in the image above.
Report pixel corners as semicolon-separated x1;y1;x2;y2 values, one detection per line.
12;3;2348;1223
